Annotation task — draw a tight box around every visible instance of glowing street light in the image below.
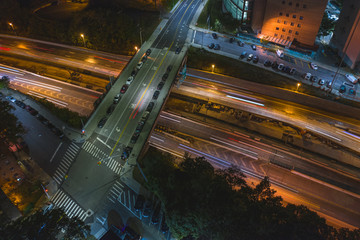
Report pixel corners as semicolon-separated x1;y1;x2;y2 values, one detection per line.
8;22;17;35
80;33;86;47
135;46;138;51
211;64;215;73
296;82;301;91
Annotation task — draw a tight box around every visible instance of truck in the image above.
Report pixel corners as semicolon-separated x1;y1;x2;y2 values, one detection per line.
345;74;358;84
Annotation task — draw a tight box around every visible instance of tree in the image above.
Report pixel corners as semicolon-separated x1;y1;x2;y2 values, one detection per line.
0;100;25;142
318;12;337;37
0;208;90;240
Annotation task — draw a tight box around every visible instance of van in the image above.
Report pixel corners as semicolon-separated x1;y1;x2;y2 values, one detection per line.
276;49;284;58
345;74;358;84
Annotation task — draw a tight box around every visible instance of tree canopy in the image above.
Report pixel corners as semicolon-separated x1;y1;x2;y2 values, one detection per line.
0;208;90;240
141;147;360;240
0;99;25;142
318;12;337;37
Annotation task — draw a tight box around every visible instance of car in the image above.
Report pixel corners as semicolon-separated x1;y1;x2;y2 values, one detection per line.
97;117;107;128
251;44;257;50
15;100;26;108
126;76;134;85
151;204;161;224
277;63;284;71
134;195;145;211
146;48;152;56
289;68;296;75
283;66;291;74
326;81;332;88
212;33;218;39
264;60;272;67
318;79;325;85
25;106;38;116
106;104;115;115
152;90;160;100
253;55;259;63
1;76;9;82
36;114;49;125
310;75;318;82
208;43;215;49
237;41;244;47
349;88;356;95
161;214;169;233
157;81;164;90
240;51;247;59
214;44;220;50
229;37;235;43
247;54;253;61
142;111;150;121
304;72;311;80
162;73;169;81
276;49;284;58
310;62;318;70
345;74;358;84
271;61;278;69
339;85;346;93
175;47;181;54
120;84;128;94
130;70;137;77
131;132;140;144
121;146;133;160
113;93;121;104
143;201;152;218
146;102;154;112
141;56;147;63
136;62;143;70
6;96;16;102
166;65;172;72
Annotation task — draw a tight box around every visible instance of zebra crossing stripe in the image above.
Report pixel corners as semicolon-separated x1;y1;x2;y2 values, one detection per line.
51;190;61;202
58;163;68;173
108;197;115;203
65;202;76;215
71;143;80;150
59;198;71;209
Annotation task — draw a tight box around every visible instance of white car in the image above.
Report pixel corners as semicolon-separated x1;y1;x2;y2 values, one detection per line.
126;76;134;85
310;62;318;70
304;72;311;80
136;62;143;70
278;63;284;71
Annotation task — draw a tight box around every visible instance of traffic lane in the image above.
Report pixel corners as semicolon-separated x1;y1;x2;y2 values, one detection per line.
149;132;360;228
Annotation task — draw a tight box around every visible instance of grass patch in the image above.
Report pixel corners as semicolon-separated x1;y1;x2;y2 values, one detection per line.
31;96;86;129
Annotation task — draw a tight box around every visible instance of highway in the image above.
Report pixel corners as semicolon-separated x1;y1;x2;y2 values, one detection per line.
1;64;100;116
149;111;360;229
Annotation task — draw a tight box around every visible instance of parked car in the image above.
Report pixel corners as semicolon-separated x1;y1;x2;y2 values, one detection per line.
276;49;284;58
349;88;356;95
264;60;272;67
212;33;218;39
304;72;311;80
208;43;215;49
36;114;49;125
15;100;26;108
283;66;291;74
253;55;259;63
277;63;284;71
310;75;318;82
25;105;38;116
339;85;346;93
152;90;160;100
146;102;154;112
157;81;164;90
106;104;115;115
6;96;16;102
214;44;220;50
247;54;253;61
121;146;133;160
143;201;152;218
113;93;121;104
131;132;140;144
97;117;107;128
240;51;247;59
251;44;257;50
120;84;128;94
134;195;145;212
326;81;332;88
318;79;325;85
289;68;296;75
175;47;181;54
237;41;244;47
310;62;318;70
162;73;169;81
130;70;137;77
126;76;134;85
136;62;143;70
166;65;172;72
271;61;278;69
146;48;152;56
151;204;161;224
229;37;235;43
141;56;147;63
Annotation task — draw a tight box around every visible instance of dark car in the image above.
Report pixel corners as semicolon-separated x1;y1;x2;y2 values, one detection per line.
310;76;318;82
339;85;346;93
152;90;160;100
240;51;247;59
289;68;296;75
208;43;215;49
229;37;235;43
214;44;220;50
97;117;107;128
162;73;168;81
212;33;218;39
121;146;133;160
349;88;356;95
264;60;272;67
237;41;244;47
106;104;115;115
134;195;145;212
283;66;291;74
157;82;164;90
130;132;140;144
36;114;49;125
120;84;128;94
130;70;137;77
161;214;169;233
15;100;26;108
141;56;147;63
143;201;152;218
175;47;181;54
251;44;257;50
146;48;152;56
253;55;259;63
151;204;161;224
146;102;154;112
166;65;172;72
271;61;278;69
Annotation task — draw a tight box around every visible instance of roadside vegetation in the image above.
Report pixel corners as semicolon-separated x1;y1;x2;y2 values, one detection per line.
0;99;25;142
140;147;360;239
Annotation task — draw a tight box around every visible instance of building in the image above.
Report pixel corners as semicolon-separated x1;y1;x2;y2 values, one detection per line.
223;0;327;47
331;1;360;70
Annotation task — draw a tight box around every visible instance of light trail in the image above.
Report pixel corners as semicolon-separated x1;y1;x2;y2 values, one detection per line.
226;94;265;107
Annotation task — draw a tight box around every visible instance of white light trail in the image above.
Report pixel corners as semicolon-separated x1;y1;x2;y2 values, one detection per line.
226;95;265;107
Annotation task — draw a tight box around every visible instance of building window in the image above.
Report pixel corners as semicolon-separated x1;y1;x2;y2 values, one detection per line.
277;19;281;23
282;0;285;4
276;27;279;30
293;15;296;18
286;13;289;17
289;2;292;6
303;4;307;8
284;21;287;24
282;28;286;32
279;12;283;16
297;24;301;28
291;22;294;26
287;36;291;40
281;35;284;38
289;30;292;33
295;31;299;35
274;33;278;37
296;3;299;7
300;16;304;20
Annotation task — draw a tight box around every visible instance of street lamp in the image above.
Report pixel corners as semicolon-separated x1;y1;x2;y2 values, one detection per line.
135;46;138;52
211;64;215;73
8;22;17;36
80;33;86;47
296;82;301;91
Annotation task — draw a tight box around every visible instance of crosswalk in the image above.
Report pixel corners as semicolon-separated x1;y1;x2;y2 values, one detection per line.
108;180;139;217
50;189;92;222
53;142;81;184
82;141;122;174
